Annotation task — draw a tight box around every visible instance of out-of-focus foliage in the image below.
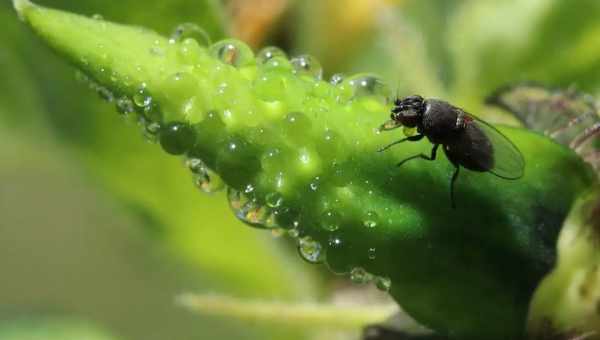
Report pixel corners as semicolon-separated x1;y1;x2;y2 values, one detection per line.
0;319;121;340
1;1;319;340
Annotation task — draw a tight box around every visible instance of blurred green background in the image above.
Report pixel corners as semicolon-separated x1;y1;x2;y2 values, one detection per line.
2;0;600;339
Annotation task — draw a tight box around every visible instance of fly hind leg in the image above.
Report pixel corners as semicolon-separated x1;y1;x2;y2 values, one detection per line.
450;166;460;209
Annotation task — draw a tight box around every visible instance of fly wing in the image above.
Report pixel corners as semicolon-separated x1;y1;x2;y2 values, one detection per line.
465;113;525;179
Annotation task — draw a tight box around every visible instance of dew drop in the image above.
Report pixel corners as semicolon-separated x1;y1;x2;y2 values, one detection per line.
228;188;269;229
170;23;211;46
375;276;392;292
319;129;344;160
309;177;320;191
283;112;312;143
363;211;379;228
145;122;161;136
210;39;255;68
330;73;345;85
272;206;300;230
254;73;286;101
260;147;286;172
91;13;104;20
159;122;196;155
350;267;373;284
187;158;226;194
298;236;323;264
261;56;293;73
368;247;377;260
291;54;323;80
186;157;205;173
321;210;341;232
288;228;300;238
96;86;114;102
257;46;287;64
116;97;135;115
266;192;283;208
133;88;152;108
326;234;351;274
344;73;389;100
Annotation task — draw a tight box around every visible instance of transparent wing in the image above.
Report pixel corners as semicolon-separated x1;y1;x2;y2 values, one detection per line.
466;113;525;180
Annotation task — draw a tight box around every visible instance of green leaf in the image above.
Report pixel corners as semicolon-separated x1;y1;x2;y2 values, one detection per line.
14;1;598;338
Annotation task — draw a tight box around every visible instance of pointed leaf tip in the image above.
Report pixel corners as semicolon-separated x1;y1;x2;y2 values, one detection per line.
13;0;34;20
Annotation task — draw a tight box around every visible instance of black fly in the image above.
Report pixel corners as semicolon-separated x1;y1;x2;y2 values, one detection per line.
378;95;525;208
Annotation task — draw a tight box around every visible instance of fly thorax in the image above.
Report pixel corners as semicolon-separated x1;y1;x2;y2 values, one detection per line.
422;99;462;143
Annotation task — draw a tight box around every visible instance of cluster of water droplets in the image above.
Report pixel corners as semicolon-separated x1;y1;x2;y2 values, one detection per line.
75;15;398;292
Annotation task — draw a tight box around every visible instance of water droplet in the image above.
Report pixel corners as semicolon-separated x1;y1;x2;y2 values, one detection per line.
288;228;300;238
309;177;320;191
91;13;104;20
298;236;323;263
368;247;377;260
266;192;283;208
254;73;286;101
257;46;287;64
283;112;312;143
330;73;345;85
194;169;225;194
210;39;255;68
186;157;205;174
261;56;293;73
170;23;211;46
321;210;341;231
363;211;379;228
159;122;196;155
133;88;152;108
96;86;114;102
228;188;269;228
375;276;392;292
261;148;286;172
116;97;135;115
350;267;373;284
291;55;323;80
343;73;389;101
326;234;351;274
216;136;261;189
318;129;344;160
145;122;161;135
272;206;299;230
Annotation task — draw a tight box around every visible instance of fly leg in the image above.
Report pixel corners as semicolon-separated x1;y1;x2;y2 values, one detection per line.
450;166;460;209
378;134;425;152
396;144;439;167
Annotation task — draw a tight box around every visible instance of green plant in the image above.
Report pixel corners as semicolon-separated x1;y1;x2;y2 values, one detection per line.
11;0;599;339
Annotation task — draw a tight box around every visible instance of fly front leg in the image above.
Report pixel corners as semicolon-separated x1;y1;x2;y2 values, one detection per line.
378;134;425;152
